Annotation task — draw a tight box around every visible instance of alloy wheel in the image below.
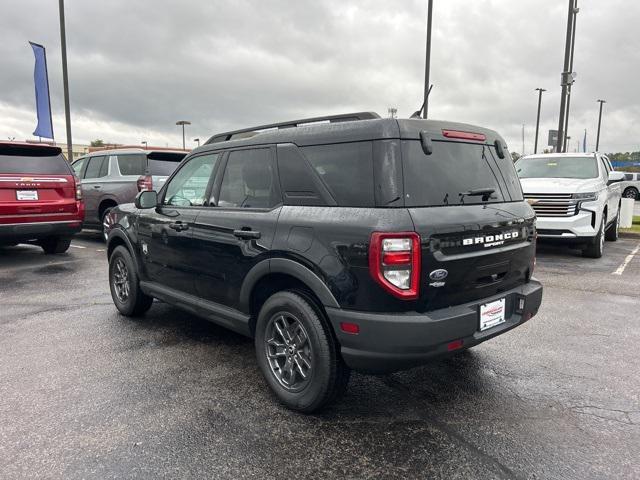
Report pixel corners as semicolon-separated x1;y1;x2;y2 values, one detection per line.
112;257;130;302
264;312;313;392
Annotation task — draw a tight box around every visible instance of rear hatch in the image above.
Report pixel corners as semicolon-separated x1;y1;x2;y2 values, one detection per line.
0;144;79;224
401;133;535;312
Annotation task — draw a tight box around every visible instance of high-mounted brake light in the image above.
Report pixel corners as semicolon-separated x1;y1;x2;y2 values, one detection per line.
137;175;153;192
369;232;421;300
442;129;486;142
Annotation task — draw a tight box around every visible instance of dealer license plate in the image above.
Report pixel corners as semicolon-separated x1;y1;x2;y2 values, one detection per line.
479;298;506;331
16;190;38;201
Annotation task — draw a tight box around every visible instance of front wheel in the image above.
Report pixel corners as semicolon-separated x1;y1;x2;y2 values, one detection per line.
254;291;350;413
109;246;153;316
40;236;71;254
582;216;605;258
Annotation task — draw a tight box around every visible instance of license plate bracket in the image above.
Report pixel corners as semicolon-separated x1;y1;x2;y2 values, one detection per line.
16;190;38;201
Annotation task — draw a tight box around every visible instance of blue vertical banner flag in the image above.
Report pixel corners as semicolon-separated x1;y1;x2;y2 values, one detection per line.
29;42;54;139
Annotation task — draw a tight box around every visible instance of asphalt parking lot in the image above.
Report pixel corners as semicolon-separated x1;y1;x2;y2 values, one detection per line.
1;232;639;479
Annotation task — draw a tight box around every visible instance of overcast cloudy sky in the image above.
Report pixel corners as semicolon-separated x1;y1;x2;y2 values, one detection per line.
1;0;638;153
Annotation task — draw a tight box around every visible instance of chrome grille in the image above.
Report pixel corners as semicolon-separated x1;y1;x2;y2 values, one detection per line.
524;193;577;217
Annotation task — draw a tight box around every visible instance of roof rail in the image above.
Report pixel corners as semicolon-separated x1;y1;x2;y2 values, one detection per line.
205;111;381;144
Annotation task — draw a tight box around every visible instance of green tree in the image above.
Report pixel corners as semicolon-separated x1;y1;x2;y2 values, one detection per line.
90;139;104;147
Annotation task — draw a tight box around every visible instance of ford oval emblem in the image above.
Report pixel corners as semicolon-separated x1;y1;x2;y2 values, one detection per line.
429;269;448;281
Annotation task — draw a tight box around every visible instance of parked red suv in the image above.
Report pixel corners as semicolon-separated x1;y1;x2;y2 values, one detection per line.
0;142;84;254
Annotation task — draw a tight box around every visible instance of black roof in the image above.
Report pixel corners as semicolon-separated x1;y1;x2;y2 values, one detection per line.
198;112;506;152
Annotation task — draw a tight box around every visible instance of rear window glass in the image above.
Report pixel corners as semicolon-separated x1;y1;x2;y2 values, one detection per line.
301;142;374;207
117;154;146;176
0;145;70;175
147;152;185;176
148;159;180;176
402;140;508;207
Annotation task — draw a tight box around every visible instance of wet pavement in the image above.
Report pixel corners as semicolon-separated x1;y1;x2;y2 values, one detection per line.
1;232;639;479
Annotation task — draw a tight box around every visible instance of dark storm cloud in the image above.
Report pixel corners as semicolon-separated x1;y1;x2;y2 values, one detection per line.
1;0;638;152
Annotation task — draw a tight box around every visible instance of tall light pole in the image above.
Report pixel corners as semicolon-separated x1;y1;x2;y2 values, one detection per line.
556;0;578;153
534;88;546;154
596;99;606;152
563;0;579;152
141;141;147;149
423;0;434;119
193;138;200;147
58;0;73;161
522;124;525;155
176;120;191;149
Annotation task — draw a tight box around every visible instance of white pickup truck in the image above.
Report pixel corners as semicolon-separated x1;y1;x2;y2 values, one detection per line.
621;172;640;200
515;153;625;258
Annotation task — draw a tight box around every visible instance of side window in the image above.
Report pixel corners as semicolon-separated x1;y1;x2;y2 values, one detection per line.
163;153;219;207
301;142;374;207
84;156;107;179
71;158;85;176
117;154;146;176
218;149;278;209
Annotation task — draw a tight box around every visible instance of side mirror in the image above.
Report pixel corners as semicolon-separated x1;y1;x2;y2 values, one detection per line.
135;190;158;209
608;171;625;185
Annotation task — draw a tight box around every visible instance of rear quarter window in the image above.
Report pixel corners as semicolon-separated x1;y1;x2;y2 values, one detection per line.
301;142;374;207
402;140;513;207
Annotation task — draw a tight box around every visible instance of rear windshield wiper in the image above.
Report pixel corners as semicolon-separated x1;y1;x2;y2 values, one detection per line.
458;188;495;203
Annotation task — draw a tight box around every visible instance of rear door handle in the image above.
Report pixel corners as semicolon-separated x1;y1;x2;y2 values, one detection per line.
169;221;189;232
233;229;261;239
93;185;101;189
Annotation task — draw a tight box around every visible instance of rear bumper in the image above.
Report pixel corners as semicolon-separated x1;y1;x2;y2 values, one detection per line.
326;280;543;374
0;220;82;243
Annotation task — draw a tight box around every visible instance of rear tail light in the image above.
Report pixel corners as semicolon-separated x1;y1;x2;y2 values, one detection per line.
369;232;421;300
74;180;82;200
137;175;153;192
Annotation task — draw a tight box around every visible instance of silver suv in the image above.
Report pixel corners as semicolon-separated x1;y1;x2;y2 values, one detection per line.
71;148;186;239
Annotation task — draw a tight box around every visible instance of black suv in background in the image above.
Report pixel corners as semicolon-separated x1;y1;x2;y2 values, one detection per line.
105;112;543;412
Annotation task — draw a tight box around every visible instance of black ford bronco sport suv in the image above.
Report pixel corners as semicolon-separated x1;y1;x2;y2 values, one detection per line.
105;112;542;412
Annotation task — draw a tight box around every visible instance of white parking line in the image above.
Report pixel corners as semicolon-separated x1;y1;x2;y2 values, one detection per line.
69;244;86;249
612;242;640;275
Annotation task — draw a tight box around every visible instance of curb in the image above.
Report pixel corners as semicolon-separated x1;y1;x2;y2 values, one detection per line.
620;230;640;239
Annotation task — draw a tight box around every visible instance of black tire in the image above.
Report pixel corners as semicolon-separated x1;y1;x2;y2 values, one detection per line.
101;206;115;243
582;215;605;258
605;209;620;242
108;245;153;316
254;291;350;413
623;187;638;200
40;236;72;254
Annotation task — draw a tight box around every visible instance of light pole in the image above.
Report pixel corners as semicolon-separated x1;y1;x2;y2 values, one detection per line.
423;0;434;119
58;0;73;162
193;138;200;147
556;0;578;153
596;99;606;152
522;123;525;156
176;120;191;150
141;141;147;149
534;88;546;154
